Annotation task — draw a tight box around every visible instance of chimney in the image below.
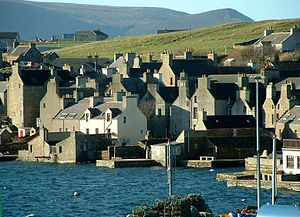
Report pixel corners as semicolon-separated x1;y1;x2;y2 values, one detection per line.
178;71;189;97
264;26;274;37
80;65;86;75
49;66;57;77
207;52;217;66
12;41;19;49
114;53;123;62
29;42;36;48
125;52;136;68
63;63;73;72
87;54;92;63
184;48;192;59
133;55;142;68
145;53;153;63
61;97;75;109
237;74;249;88
112;73;123;84
143;69;154;84
161;51;173;66
239;87;250;102
89;95;103;108
198;75;210;90
266;82;276;99
73;89;84;102
280;83;292;99
113;92;126;101
290;25;300;36
76;76;88;88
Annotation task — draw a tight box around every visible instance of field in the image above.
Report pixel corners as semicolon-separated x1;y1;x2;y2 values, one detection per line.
52;19;300;59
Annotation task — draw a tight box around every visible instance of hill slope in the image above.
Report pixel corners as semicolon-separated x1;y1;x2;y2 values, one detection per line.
0;0;252;39
54;19;300;59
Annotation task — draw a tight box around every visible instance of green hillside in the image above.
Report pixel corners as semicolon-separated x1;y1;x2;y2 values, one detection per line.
55;19;300;59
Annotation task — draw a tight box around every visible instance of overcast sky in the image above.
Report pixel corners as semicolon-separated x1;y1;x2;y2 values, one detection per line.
28;0;300;21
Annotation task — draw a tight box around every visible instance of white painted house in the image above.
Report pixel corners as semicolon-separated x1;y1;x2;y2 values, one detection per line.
282;139;300;175
80;95;147;146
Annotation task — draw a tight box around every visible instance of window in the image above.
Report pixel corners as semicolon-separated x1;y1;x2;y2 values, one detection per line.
86;128;89;135
170;77;173;85
107;113;111;122
193;107;198;119
157;108;162;116
29;145;33;153
194;96;197;103
18;83;21;88
271;114;274;124
59;146;62;153
85;113;89;122
141;130;143;134
298;156;300;169
72;126;75;131
287;155;294;169
123;116;127;123
278;104;280;109
59;128;62;132
43;103;46;108
295;130;298;136
95;128;99;134
186;101;189;107
65;128;69;132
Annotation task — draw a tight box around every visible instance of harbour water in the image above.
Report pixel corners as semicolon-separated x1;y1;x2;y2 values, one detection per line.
1;162;300;217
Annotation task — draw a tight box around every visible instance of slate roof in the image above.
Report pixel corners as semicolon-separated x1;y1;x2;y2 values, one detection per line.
122;78;146;96
0;32;20;40
261;33;290;44
75;30;108;37
109;57;126;69
275;77;300;91
217;66;255;74
54;98;124;121
129;62;162;77
234;38;260;47
19;69;51;86
171;59;216;77
51;58;112;72
8;45;30;56
277;105;300;125
210;83;238;100
204;115;256;129
158;86;178;103
0;81;7;93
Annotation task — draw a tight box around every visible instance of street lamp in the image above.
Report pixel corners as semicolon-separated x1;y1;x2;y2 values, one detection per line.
251;75;262;210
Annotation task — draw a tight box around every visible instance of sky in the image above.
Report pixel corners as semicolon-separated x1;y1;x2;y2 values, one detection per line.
28;0;300;21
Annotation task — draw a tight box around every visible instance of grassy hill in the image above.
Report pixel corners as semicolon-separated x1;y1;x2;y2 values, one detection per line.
1;0;252;39
54;19;300;59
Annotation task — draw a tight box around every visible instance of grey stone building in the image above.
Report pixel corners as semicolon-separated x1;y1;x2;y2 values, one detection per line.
75;29;108;41
6;43;43;65
0;32;20;52
7;64;50;128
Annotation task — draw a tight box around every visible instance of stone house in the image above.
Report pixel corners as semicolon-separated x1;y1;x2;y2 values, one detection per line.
262;82;278;129
0;32;20;52
191;76;237;129
139;73;178;137
6;43;43;65
0;81;7;115
276;105;300;140
18;128;110;163
231;75;254;116
157;51;216;87
104;73;146;98
7;64;50;128
254;26;300;52
80;95;147;146
0;128;12;145
75;29;108;41
282;139;300;175
170;72;191;135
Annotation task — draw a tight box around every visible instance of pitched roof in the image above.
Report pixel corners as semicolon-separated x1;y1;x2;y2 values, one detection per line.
0;32;20;40
19;69;51;86
129;62;162;77
210;83;238;100
0;81;7;93
277;105;300;125
217;66;255;74
204;115;256;129
261;33;290;44
275;77;300;91
51;57;112;72
75;29;108;37
8;45;30;57
122;78;146;96
158;86;178;103
171;59;216;77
